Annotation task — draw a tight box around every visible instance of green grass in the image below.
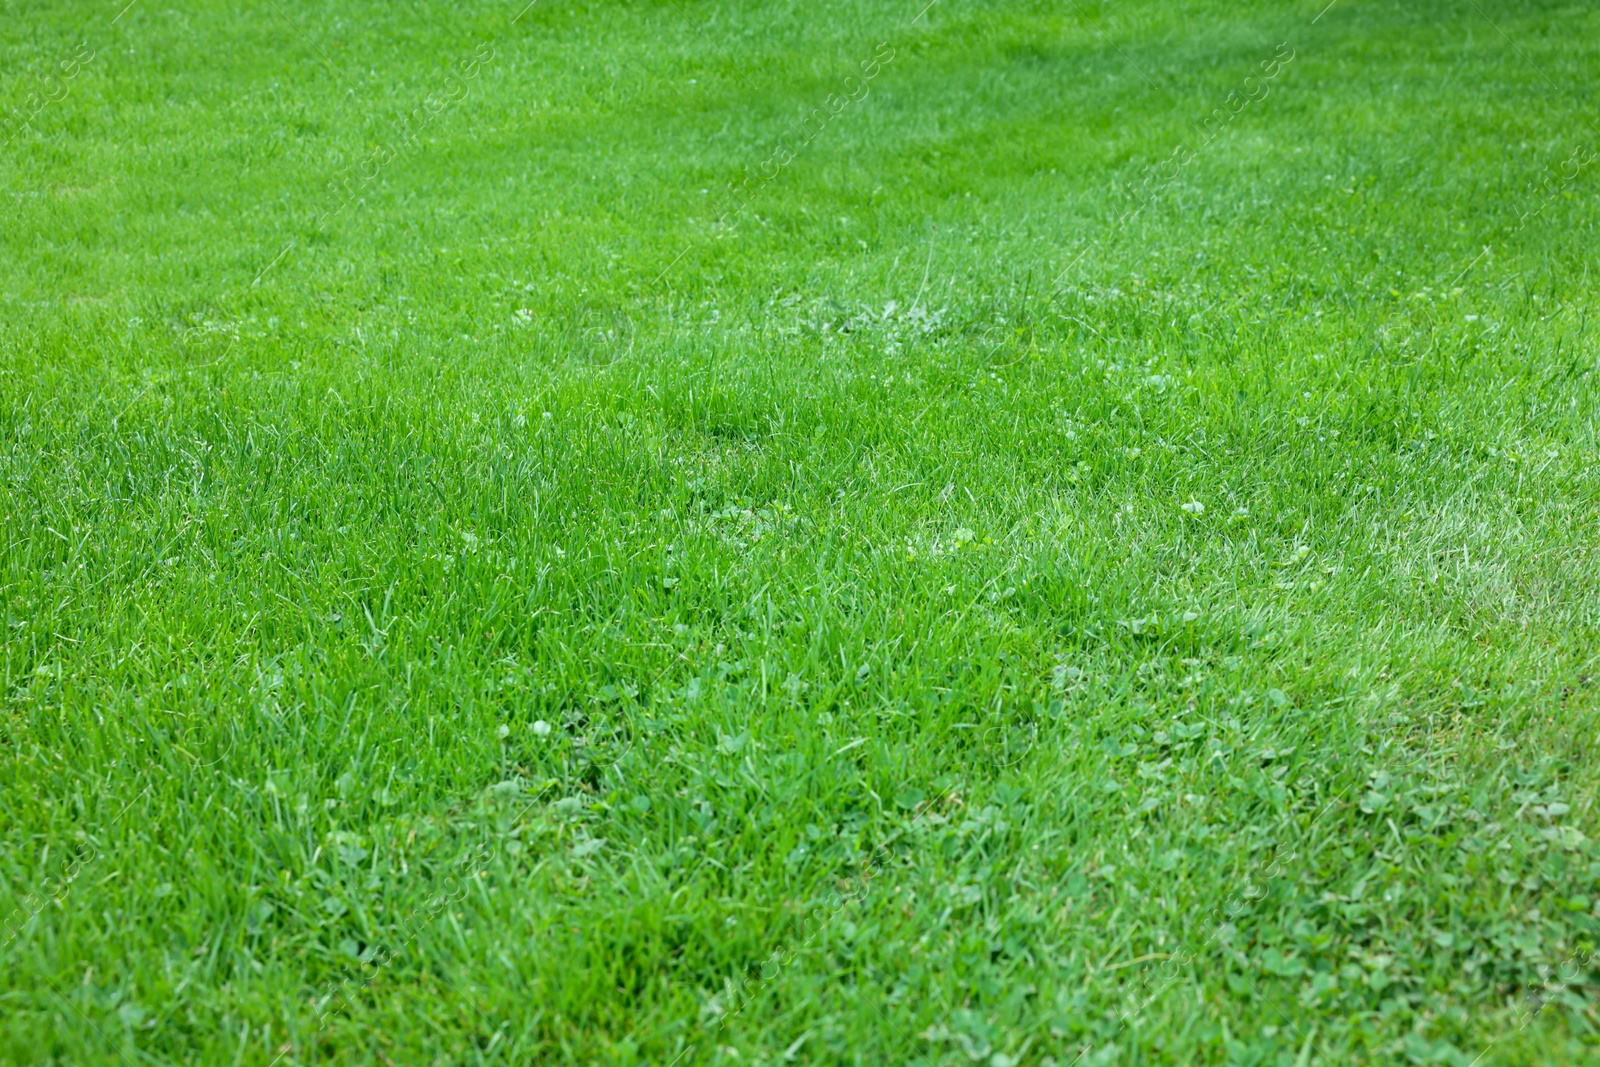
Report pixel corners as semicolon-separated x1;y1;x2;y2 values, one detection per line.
3;0;1600;1062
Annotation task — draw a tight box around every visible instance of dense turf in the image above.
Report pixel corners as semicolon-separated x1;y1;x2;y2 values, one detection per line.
3;0;1600;1063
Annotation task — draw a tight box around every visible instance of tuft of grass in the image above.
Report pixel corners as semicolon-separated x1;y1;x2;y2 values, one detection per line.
3;0;1599;1063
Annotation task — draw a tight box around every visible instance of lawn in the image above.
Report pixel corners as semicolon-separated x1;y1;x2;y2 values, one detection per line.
3;0;1599;1063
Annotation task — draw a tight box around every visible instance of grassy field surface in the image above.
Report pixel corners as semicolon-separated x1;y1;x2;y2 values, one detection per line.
3;0;1600;1062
